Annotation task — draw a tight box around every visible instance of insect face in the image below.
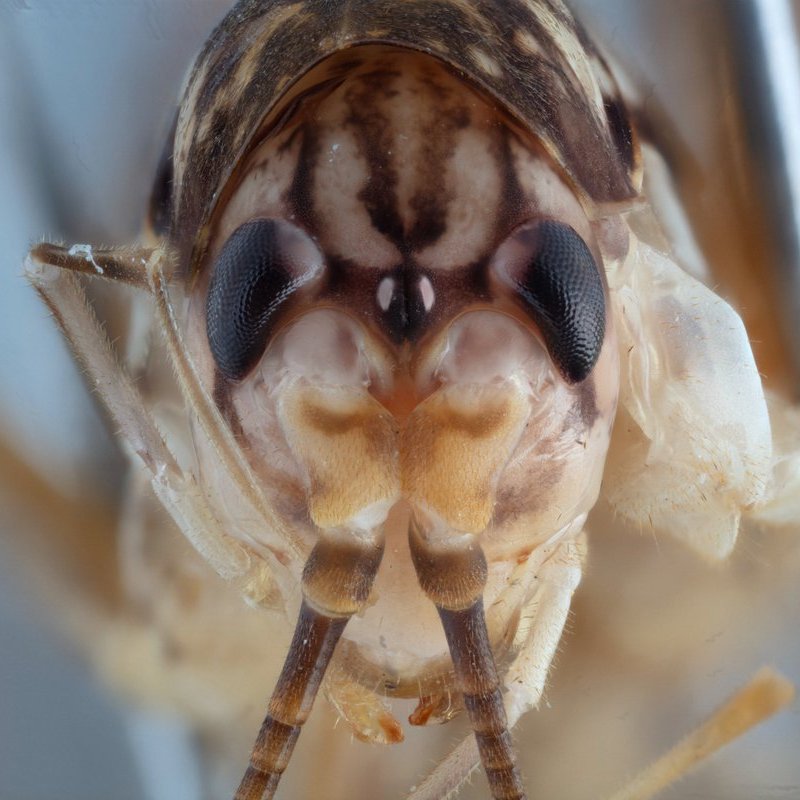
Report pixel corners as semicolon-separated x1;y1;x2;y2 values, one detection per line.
25;2;797;798
183;45;615;653
170;48;620;797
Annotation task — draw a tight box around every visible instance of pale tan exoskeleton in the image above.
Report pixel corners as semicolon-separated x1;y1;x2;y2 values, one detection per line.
23;1;799;799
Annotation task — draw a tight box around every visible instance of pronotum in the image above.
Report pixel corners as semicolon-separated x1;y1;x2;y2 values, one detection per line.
15;1;799;798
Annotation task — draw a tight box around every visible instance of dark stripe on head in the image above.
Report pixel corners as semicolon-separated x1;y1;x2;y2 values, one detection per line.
343;71;406;248
174;0;639;277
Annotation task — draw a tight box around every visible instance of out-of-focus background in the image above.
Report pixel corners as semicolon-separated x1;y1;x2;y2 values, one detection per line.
1;2;799;799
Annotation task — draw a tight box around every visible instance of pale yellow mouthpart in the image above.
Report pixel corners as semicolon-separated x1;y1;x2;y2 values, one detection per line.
401;382;532;534
278;380;400;530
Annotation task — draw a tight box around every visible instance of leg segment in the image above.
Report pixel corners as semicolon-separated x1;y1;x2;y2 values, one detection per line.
29;242;153;288
504;534;586;726
25;247;254;583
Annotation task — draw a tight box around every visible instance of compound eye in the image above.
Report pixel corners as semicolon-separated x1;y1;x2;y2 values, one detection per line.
491;220;605;383
206;218;323;381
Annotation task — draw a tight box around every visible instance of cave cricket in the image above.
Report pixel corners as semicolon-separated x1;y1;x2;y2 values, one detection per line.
26;1;797;798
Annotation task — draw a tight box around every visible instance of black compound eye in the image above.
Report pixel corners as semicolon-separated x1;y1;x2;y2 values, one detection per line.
206;218;323;381
491;220;606;383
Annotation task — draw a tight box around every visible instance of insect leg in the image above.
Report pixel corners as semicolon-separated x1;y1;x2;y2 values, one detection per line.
24;246;255;583
409;518;526;800
29;241;154;289
504;534;586;724
236;533;384;800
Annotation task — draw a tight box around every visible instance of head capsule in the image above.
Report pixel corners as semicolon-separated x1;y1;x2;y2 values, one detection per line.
163;41;620;567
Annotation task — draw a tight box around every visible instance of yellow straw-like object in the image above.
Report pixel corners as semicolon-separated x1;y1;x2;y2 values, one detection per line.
608;667;795;800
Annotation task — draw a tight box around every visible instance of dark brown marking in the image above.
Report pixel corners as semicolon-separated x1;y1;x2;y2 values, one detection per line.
302;535;385;617
408;190;447;251
437;603;526;800
577;376;599;428
343;72;406;247
493;127;529;243
234;601;347;800
604;95;637;173
408;518;488;611
409;520;526;800
340;64;471;254
405;91;469;250
236;534;384;799
174;1;639;277
286;125;321;229
148;112;177;236
212;371;244;440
